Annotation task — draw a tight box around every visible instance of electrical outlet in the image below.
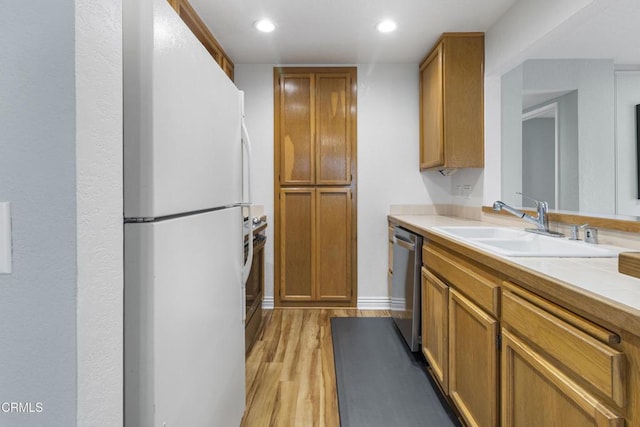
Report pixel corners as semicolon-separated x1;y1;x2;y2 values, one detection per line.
463;184;472;199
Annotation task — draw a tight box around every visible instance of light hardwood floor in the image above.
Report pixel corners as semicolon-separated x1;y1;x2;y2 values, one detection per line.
241;308;391;426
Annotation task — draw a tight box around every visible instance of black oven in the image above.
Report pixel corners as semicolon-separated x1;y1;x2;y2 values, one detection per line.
245;217;266;353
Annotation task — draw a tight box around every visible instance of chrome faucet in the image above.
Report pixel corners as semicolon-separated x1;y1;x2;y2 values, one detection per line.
492;197;564;237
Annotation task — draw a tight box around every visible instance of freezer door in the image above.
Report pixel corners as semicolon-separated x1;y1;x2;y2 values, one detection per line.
124;0;242;219
124;207;245;426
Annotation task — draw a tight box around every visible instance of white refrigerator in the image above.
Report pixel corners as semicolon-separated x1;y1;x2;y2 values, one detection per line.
123;0;251;425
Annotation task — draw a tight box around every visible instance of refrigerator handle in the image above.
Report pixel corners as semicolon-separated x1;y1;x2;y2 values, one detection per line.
240;91;253;292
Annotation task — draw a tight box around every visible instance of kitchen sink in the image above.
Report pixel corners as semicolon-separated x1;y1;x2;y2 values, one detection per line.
430;226;530;240
432;226;620;258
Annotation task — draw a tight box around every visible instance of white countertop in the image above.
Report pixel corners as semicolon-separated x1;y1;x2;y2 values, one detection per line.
390;214;640;318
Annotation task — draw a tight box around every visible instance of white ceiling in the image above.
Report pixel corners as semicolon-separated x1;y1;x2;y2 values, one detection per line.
523;0;640;66
188;0;519;64
188;0;640;66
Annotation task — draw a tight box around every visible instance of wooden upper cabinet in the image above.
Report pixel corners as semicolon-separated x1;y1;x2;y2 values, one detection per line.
421;44;445;169
277;69;354;186
419;33;484;171
167;0;235;81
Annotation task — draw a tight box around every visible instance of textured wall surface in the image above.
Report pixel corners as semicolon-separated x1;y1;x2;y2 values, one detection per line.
0;1;123;425
0;2;77;425
75;0;123;425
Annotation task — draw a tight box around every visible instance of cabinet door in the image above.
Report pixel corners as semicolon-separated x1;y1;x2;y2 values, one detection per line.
316;188;351;301
315;73;352;185
501;330;624;427
449;288;498;427
278;73;315;185
441;35;484;168
419;43;444;169
422;269;449;393
279;188;315;301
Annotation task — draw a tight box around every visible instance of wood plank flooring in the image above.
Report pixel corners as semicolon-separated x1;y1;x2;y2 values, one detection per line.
241;309;391;426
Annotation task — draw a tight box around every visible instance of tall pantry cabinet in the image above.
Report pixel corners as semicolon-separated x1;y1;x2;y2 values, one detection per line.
274;68;357;307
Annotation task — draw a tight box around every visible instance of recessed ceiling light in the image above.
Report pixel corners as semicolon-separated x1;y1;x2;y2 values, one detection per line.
376;20;397;33
254;19;276;33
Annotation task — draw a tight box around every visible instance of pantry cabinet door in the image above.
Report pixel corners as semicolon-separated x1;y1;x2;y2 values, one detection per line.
315;73;353;185
278;73;315;185
279;188;315;301
316;188;352;301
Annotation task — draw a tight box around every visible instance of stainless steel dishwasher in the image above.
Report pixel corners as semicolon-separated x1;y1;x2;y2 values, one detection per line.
391;226;423;352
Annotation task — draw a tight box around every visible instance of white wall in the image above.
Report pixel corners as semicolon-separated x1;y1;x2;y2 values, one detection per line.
485;0;595;76
616;70;640;216
357;64;449;302
0;2;78;424
0;2;123;425
235;63;444;307
75;0;123;425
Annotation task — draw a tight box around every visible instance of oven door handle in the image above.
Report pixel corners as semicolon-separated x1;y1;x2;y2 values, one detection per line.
253;238;266;252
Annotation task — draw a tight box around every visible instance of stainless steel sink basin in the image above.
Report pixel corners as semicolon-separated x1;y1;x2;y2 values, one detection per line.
432;226;620;258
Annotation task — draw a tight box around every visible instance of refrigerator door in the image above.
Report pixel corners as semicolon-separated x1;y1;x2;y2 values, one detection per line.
124;0;242;219
125;207;245;426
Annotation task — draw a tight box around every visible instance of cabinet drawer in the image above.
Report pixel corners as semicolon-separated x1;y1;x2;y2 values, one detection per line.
423;242;500;317
502;281;620;345
502;290;625;407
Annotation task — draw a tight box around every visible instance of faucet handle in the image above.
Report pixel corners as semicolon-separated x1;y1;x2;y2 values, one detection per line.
568;223;589;240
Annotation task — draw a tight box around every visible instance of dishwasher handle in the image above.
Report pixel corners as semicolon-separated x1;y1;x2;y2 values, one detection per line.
393;235;416;251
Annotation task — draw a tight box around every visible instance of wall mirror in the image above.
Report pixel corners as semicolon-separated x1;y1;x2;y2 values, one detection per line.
501;59;615;214
499;0;640;218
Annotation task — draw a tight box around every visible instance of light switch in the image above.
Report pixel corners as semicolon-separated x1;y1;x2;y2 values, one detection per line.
0;202;11;274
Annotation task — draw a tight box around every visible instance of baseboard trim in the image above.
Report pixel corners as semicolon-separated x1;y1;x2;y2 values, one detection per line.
262;296;275;309
261;296;390;310
357;297;391;310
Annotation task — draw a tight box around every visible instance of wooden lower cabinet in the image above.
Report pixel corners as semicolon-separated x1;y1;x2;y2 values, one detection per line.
501;330;624;427
279;188;352;303
422;268;449;393
418;238;635;426
449;288;499;427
